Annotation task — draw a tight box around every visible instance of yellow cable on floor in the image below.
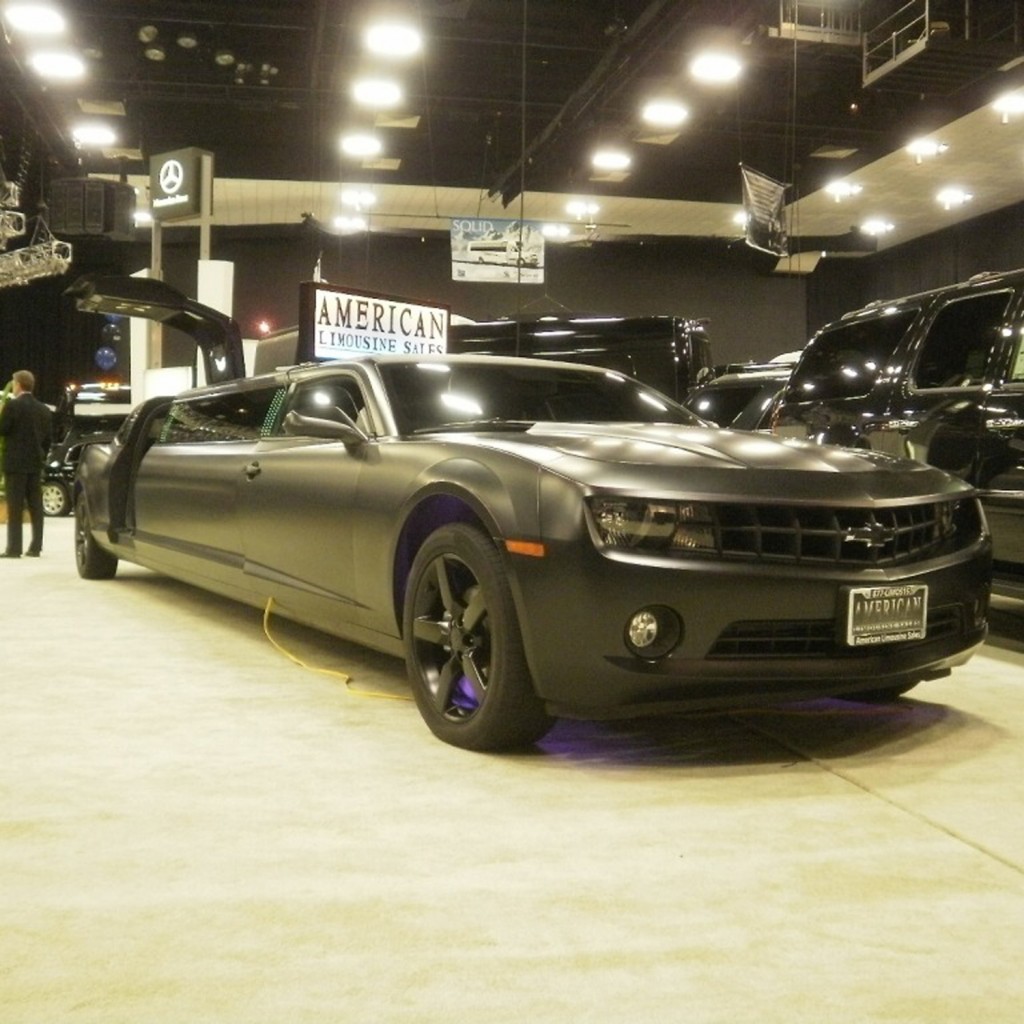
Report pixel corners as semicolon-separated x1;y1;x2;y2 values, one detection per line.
262;597;413;702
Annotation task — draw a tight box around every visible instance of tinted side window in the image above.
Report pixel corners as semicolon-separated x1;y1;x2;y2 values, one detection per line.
787;309;918;400
912;290;1012;389
1011;334;1024;383
160;387;284;443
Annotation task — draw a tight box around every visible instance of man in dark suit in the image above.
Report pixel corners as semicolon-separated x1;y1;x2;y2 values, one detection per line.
0;370;53;558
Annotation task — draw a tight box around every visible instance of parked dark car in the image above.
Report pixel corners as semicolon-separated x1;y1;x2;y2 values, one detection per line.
73;347;991;751
683;364;793;431
772;268;1024;593
42;383;132;517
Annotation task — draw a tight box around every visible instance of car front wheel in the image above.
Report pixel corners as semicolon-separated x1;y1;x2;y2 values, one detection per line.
75;494;118;580
41;480;70;517
403;523;554;751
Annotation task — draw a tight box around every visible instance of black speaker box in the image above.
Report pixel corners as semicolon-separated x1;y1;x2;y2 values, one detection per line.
47;179;136;241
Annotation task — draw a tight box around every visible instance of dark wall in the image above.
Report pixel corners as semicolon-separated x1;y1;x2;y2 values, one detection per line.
152;227;809;366
6;198;1024;404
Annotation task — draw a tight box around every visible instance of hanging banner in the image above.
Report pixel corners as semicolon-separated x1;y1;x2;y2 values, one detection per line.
451;217;545;283
740;164;789;257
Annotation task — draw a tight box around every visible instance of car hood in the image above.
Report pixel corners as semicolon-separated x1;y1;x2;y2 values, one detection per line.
463;423;974;503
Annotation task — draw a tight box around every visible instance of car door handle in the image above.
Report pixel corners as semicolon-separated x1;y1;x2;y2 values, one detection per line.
244;461;261;480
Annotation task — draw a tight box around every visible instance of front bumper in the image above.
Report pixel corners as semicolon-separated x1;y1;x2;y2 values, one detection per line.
508;538;991;719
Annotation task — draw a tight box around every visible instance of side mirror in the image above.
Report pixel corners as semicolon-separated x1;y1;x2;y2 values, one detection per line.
282;409;367;446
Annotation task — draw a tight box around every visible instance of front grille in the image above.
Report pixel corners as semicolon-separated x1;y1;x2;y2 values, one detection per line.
701;499;980;567
709;605;964;659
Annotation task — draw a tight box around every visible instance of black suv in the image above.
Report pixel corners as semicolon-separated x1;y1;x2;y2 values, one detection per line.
772;269;1024;590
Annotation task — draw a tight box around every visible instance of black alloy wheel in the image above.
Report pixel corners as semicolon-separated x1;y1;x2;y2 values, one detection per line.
403;523;553;751
74;494;118;580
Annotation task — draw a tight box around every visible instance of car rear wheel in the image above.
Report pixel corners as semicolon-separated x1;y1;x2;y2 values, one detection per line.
41;480;71;517
75;494;118;580
403;523;554;751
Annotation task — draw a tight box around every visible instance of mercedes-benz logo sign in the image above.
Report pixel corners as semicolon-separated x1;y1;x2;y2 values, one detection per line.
159;159;185;195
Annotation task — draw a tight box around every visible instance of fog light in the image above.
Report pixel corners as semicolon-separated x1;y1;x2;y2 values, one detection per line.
624;605;682;660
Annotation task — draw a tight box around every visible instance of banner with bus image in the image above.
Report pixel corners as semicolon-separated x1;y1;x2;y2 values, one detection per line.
450;217;545;284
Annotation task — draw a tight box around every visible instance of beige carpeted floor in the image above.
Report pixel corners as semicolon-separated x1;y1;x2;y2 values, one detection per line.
3;516;1023;1023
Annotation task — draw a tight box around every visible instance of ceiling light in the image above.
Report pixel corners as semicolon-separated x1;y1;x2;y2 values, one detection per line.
352;77;403;107
689;51;742;84
137;24;158;43
27;50;85;79
566;199;599;219
4;3;66;34
541;223;570;238
936;187;972;210
732;210;748;227
134;210;153;226
214;49;235;66
861;218;894;236
144;43;166;61
333;215;368;233
824;180;862;201
641;98;689;128
993;89;1024;123
340;132;383;158
340;188;377;208
592;148;631;172
176;30;198;49
906;138;948;163
364;21;422;58
72;123;118;147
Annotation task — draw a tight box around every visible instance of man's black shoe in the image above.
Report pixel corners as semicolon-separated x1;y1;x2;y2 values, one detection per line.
25;551;40;557
0;552;21;558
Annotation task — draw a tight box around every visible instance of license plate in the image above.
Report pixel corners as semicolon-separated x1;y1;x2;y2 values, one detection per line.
845;584;928;646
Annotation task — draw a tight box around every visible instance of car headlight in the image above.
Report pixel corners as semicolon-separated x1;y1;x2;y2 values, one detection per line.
589;498;716;553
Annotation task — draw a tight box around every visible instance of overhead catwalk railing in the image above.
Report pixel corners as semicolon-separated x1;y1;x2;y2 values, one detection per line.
863;0;1024;93
769;1;861;47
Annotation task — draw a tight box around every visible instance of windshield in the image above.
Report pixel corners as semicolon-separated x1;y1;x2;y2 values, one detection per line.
786;308;918;401
378;361;700;435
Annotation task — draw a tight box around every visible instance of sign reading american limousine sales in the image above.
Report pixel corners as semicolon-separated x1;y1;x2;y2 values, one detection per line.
298;282;450;362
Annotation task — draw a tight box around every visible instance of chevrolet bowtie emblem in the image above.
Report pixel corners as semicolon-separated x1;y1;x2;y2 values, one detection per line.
844;521;893;548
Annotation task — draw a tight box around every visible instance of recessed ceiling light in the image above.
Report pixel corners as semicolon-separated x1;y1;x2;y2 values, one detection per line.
936;187;972;210
27;50;85;79
592;148;631;172
352;77;403;107
993;90;1024;122
214;49;235;66
333;215;368;232
689;51;742;84
137;24;158;43
4;3;65;34
340;133;383;158
906;138;948;162
340;188;376;208
824;180;862;201
641;99;689;128
566;199;599;218
364;21;422;58
861;218;894;236
177;30;198;49
144;43;166;61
